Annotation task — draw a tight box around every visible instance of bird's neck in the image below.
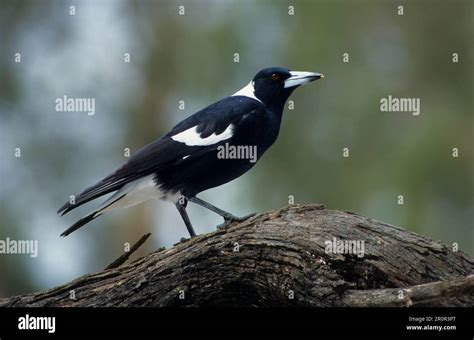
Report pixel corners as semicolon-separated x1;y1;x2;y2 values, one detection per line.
262;99;288;148
265;96;290;121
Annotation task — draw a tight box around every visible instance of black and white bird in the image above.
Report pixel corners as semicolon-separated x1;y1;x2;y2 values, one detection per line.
58;67;323;238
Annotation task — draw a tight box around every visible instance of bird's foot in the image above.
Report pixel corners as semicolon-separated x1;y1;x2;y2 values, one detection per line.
176;237;191;245
216;213;256;230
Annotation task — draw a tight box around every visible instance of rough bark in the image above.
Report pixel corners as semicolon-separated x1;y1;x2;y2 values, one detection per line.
1;204;473;307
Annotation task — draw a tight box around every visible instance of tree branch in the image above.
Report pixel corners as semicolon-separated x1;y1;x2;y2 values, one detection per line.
343;274;474;307
105;233;151;270
1;204;472;307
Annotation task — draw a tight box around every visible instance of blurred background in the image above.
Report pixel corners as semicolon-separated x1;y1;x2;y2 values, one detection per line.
0;0;472;298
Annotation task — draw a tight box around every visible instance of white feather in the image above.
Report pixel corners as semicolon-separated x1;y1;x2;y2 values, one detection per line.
94;175;179;216
232;81;262;103
171;124;234;146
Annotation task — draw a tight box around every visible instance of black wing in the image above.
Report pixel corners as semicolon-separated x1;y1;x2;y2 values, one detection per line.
58;97;264;215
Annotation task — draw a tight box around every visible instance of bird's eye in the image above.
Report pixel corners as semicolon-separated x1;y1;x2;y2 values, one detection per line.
271;73;280;81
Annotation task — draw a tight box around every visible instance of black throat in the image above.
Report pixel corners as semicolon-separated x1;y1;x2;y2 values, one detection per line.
259;89;295;121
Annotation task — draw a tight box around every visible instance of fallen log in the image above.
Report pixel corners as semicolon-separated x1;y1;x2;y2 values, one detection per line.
1;204;472;307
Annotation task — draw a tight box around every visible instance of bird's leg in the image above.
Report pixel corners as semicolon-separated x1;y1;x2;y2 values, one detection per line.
189;196;255;229
175;199;196;238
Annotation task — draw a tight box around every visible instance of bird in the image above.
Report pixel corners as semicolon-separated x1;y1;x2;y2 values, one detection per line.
58;67;324;238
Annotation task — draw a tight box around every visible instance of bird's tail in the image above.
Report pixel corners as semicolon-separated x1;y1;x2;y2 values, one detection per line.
60;175;160;237
60;194;126;237
60;210;100;237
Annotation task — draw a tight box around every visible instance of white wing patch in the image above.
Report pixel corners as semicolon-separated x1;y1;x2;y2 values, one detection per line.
232;81;262;103
171;124;234;146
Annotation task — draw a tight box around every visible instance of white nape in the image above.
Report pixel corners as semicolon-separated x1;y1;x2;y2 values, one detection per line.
171;124;234;146
232;81;262;103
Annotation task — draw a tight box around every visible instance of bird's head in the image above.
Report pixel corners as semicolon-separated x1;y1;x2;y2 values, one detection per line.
251;67;323;108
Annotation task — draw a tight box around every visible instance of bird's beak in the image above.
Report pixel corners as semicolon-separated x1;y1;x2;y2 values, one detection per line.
284;71;324;88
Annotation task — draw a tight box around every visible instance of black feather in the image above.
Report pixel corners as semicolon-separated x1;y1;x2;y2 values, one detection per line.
60;194;126;236
60;212;97;237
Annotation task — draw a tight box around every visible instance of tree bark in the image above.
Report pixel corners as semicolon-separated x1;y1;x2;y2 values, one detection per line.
1;204;473;307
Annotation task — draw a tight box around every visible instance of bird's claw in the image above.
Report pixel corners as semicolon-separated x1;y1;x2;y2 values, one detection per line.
216;213;256;230
175;237;191;245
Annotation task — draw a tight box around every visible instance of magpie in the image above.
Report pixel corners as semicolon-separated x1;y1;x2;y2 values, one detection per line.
58;67;323;238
